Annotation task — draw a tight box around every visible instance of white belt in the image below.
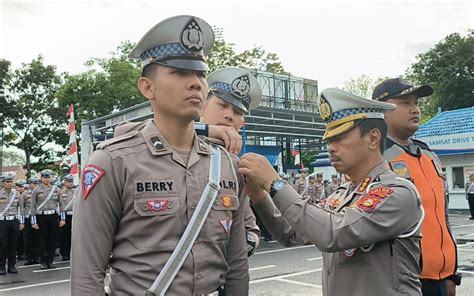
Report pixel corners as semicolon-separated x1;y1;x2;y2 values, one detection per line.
0;216;17;221
38;210;56;215
66;211;73;215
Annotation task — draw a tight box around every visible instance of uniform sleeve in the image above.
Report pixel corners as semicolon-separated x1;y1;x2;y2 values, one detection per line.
253;194;312;247
272;183;420;252
243;197;260;246
224;170;249;295
58;189;66;220
30;188;38;224
70;149;123;295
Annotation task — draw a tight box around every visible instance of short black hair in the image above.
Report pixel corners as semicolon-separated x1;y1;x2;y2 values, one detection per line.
358;118;388;153
141;63;159;79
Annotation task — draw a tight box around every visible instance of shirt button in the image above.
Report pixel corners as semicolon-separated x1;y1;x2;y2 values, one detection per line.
327;270;331;276
196;274;201;279
187;171;192;176
191;202;196;209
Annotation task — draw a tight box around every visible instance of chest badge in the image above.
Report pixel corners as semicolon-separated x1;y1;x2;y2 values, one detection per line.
221;195;234;208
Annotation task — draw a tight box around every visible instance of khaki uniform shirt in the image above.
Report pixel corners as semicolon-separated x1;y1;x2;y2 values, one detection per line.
0;189;20;217
31;184;63;216
253;162;422;295
20;189;33;217
60;188;75;213
114;121;261;253
328;181;340;196
295;178;307;194
71;120;249;296
302;182;325;203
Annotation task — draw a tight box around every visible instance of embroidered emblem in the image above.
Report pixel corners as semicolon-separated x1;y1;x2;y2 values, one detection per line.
146;200;172;212
150;136;165;151
389;161;411;179
221;195;233;208
219;219;233;233
344;248;356;257
328;197;340;209
357;177;371;192
319;94;332;121
82;165;105;200
180;19;204;52
356;187;394;211
231;75;251;98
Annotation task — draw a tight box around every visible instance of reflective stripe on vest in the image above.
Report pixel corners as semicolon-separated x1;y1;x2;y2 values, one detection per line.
384;141;457;280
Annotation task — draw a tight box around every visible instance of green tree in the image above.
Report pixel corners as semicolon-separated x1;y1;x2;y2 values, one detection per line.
343;75;389;99
207;39;286;73
406;31;474;120
3;56;63;178
1;150;26;166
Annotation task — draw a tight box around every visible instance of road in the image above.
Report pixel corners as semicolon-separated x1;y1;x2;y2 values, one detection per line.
1;212;473;295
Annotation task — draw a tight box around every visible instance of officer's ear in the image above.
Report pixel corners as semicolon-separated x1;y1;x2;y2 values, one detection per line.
367;128;382;152
138;77;156;101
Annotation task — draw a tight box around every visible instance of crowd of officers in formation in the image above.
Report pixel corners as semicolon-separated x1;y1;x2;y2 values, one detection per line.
0;170;76;275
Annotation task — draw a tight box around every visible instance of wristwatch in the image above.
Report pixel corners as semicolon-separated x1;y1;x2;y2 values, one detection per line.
269;179;287;198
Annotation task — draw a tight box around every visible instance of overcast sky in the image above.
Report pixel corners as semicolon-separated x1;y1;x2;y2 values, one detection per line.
1;0;472;90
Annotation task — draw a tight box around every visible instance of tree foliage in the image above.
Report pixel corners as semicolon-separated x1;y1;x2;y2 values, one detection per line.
208;40;286;73
343;75;389;99
406;31;474;119
3;56;63;177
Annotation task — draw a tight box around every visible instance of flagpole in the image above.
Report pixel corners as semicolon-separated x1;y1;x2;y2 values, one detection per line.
67;104;80;186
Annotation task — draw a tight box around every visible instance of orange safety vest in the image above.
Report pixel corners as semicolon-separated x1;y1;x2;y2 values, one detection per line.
384;137;457;280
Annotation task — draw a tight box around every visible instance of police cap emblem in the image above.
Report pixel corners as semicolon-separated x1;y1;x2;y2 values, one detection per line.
319;94;332;122
181;19;204;52
231;75;251;98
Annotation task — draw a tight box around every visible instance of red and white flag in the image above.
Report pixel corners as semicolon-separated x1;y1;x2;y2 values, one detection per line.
67;104;80;185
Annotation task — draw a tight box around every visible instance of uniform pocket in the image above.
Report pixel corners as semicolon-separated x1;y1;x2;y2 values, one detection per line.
207;194;240;242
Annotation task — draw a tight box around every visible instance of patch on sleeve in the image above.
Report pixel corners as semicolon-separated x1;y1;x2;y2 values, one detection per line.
356;187;394;211
389;160;411;179
82;165;105;200
219;219;233;233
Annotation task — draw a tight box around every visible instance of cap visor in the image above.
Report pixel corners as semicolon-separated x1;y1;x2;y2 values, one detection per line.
210;90;248;113
413;85;433;98
156;59;209;72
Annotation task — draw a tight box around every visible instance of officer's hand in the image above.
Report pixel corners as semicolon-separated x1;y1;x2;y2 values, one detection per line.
239;153;279;192
446;279;456;296
246;231;258;257
19;223;25;231
208;125;242;154
32;224;39;230
244;181;267;204
59;220;66;227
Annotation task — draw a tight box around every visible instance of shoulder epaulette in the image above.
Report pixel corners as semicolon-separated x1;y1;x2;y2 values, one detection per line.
96;130;140;150
411;138;431;151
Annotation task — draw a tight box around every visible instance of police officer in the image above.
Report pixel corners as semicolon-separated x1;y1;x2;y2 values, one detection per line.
372;78;461;294
328;174;340;195
20;177;41;265
239;88;424;295
201;67;262;256
31;169;65;269
296;168;308;194
59;175;75;261
302;174;325;203
14;179;27;261
0;174;23;275
71;15;248;295
466;173;474;219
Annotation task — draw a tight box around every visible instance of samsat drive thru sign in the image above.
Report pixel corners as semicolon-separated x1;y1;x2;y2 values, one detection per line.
417;133;474;155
